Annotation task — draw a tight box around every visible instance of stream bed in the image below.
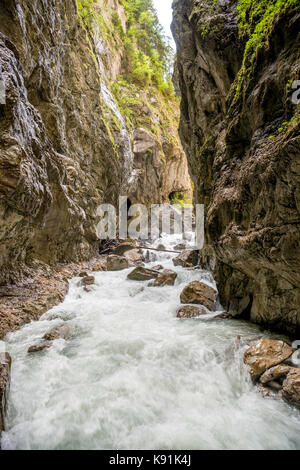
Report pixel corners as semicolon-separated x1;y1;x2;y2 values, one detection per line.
2;234;300;450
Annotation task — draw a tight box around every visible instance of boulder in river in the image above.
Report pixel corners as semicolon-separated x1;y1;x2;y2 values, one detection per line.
28;324;71;353
243;339;293;381
0;352;11;432
173;250;199;268
124;249;144;265
43;324;71;341
81;275;95;286
106;255;129;271
153;270;177;287
28;342;52;353
176;305;207;318
152;265;164;271
127;267;159;281
180;281;217;312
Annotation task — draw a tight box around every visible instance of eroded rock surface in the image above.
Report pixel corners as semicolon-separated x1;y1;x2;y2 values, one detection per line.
244;339;293;381
172;0;300;335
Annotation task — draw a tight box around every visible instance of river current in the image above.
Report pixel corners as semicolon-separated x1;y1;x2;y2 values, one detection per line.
2;234;300;450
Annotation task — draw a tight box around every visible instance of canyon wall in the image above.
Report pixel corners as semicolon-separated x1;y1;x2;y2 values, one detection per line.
0;0;191;285
172;0;300;335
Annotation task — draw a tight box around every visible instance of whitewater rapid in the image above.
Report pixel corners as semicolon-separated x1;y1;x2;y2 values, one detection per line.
2;234;300;450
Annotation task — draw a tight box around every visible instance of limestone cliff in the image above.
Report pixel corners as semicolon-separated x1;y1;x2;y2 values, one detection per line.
0;0;191;285
172;0;300;335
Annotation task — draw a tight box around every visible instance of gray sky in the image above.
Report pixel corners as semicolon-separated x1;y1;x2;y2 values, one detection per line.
153;0;175;50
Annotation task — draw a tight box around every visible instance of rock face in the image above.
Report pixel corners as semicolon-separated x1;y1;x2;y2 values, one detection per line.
244;339;293;380
180;281;217;311
173;250;199;268
128;126;192;207
176;305;207;318
0;352;11;432
0;0;192;288
172;0;300;335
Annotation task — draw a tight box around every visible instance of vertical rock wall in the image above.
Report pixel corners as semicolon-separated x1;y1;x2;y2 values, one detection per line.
172;0;300;335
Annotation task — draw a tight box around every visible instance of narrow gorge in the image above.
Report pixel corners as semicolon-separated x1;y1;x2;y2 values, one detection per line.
0;0;300;452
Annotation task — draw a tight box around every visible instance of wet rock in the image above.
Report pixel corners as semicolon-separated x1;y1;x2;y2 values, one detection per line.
282;369;300;406
124;249;144;265
152;265;164;271
79;271;88;278
127;267;159;281
260;364;293;386
81;276;95;286
176;305;207;319
43;324;71;341
153;270;177;287
180;281;217;312
112;242;137;256
106;255;129;271
0;352;11;432
214;312;233;320
28;324;71;353
174;243;187;251
157;244;166;251
92;260;107;272
173;250;199;268
244;339;293;381
28;342;52;354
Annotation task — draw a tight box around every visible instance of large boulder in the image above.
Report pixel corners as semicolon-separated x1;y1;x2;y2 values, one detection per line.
106;255;129;271
0;352;11;432
244;339;293;381
180;281;217;312
127;267;159;281
153;270;177;287
176;305;207;318
173;250;199;268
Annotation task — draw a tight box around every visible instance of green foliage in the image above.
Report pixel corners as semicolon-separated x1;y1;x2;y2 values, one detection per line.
120;0;174;90
230;0;300;104
76;0;95;27
237;0;300;64
170;192;193;208
111;76;179;140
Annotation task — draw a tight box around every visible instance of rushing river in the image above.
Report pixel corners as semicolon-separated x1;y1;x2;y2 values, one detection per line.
2;234;300;450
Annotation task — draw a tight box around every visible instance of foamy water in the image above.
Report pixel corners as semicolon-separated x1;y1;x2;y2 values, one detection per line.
2;234;300;450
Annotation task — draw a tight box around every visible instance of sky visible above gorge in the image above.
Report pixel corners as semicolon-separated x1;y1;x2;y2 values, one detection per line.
153;0;176;50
